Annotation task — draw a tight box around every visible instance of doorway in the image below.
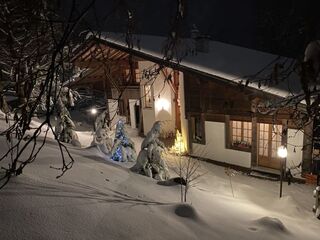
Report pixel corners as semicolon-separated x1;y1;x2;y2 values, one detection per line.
129;99;140;128
257;123;283;170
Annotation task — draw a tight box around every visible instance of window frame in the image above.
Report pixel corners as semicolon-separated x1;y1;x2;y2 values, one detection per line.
228;119;252;152
258;123;283;161
143;84;153;108
190;115;205;145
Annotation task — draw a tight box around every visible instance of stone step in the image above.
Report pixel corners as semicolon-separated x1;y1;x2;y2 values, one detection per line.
249;170;279;181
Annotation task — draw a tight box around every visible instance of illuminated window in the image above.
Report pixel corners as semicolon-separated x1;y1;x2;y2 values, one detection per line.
230;120;252;150
144;84;152;108
258;123;282;159
135;69;141;83
125;69;141;84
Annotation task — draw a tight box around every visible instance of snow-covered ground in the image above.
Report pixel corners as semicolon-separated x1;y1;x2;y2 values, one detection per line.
0;117;319;240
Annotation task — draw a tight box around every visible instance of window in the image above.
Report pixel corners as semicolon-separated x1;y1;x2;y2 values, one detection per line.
135;69;141;83
124;69;141;84
191;116;205;144
144;84;152;108
258;123;282;159
230;120;252;151
257;123;283;169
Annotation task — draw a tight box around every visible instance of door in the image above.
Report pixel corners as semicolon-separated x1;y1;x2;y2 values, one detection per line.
129;99;139;128
257;123;282;170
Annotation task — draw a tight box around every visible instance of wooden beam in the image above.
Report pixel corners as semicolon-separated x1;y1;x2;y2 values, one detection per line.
205;114;226;122
251;115;258;167
302;120;314;175
71;40;96;62
187;117;193;153
173;70;181;131
74;42;130;67
225;115;231;149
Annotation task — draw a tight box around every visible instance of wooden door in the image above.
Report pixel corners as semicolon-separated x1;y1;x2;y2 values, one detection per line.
257;123;282;170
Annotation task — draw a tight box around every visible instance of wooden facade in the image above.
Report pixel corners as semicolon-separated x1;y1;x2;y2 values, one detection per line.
71;40;141;126
184;71;310;172
71;36;313;175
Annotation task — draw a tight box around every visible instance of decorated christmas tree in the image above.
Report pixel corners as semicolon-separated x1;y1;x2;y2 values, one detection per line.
111;120;136;162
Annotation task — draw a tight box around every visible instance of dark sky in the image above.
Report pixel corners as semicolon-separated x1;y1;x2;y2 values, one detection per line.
79;0;258;47
68;0;320;57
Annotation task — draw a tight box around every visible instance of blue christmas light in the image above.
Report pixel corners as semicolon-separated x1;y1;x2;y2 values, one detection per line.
111;120;134;162
112;146;122;161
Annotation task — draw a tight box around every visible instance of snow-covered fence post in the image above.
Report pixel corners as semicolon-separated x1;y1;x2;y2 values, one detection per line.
313;186;320;219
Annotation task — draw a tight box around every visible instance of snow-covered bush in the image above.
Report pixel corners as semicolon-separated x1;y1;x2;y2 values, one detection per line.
132;121;170;180
55;88;81;147
92;110;113;154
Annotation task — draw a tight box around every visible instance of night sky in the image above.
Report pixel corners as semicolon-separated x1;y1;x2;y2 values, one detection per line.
68;0;320;57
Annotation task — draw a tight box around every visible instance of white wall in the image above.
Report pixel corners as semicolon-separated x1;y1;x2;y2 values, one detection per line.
142;108;155;134
128;99;139;128
107;99;119;130
138;61;175;136
192;121;252;168
191;122;304;171
287;128;304;176
153;72;175;135
139;61;155;134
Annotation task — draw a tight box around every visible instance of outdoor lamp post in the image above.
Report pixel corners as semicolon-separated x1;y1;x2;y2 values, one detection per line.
277;145;288;198
90;107;98;131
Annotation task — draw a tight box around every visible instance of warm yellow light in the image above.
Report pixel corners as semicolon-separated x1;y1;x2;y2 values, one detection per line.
277;145;287;158
171;130;186;154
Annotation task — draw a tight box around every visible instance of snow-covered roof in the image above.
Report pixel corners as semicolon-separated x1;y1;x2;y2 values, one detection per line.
89;32;302;99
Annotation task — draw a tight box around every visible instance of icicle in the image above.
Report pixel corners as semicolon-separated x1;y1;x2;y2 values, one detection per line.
293;147;296;153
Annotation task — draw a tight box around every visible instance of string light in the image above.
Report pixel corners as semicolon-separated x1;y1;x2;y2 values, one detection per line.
171;130;186;154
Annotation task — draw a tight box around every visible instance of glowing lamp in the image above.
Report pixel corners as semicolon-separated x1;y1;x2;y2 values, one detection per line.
90;107;97;115
277;146;287;158
156;98;170;112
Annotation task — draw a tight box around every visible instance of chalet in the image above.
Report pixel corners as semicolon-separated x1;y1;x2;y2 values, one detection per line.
71;32;317;179
70;38;141;129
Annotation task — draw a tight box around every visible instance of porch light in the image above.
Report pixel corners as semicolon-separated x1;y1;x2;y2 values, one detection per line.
156;98;170;112
277;145;287;158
